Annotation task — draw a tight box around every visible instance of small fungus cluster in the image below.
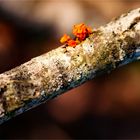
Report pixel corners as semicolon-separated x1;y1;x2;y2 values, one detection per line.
60;23;92;47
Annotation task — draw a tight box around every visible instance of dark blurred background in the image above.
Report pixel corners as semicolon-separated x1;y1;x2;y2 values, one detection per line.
0;0;140;139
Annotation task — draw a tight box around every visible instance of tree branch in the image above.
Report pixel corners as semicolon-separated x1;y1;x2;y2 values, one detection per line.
0;8;140;124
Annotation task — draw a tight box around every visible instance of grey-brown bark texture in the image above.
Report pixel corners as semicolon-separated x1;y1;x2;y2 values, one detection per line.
1;8;140;124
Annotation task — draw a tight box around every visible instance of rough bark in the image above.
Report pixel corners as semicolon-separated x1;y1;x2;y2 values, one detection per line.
0;8;140;124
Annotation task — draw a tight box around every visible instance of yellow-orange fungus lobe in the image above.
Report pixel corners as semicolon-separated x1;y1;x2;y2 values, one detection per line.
60;34;70;43
67;39;77;47
75;38;80;44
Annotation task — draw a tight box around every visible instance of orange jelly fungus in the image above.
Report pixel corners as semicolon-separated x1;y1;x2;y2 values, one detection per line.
60;34;70;43
67;39;77;47
60;23;92;47
73;23;92;40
